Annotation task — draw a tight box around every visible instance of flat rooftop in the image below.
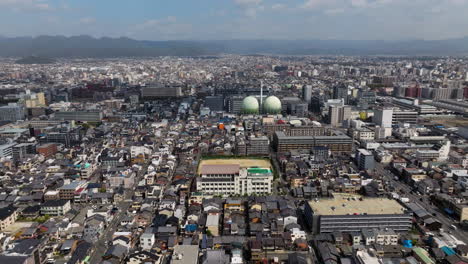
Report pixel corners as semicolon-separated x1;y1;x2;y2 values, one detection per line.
308;195;406;216
198;158;271;174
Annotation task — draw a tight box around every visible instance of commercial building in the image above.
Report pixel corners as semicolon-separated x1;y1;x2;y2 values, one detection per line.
246;136;270;155
304;195;412;234
0;104;25;122
141;84;182;98
329;105;351;127
54;111;103;122
263;123;328;137
273;131;353;153
197;164;273;195
12;143;36;161
302;85;312;103
0;143;15;158
357;149;375;170
227;96;245;114
58;181;88;200
392;110;418;124
373;108;393;128
204;96;224;112
333;84;349;104
36;143;58;158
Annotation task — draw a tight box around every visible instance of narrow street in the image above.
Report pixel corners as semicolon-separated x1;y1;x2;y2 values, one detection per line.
375;163;468;244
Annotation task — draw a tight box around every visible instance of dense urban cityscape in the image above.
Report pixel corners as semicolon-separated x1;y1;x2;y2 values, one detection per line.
0;54;466;264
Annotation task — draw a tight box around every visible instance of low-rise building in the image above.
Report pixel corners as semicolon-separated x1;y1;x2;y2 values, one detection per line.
40;200;71;216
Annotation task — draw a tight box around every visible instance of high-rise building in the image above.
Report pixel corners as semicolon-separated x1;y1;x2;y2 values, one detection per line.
373;108;393;128
302;85;312;103
329;105;351;127
333;84;349;104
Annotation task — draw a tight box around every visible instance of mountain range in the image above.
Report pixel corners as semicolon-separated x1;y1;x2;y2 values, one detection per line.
1;35;468;58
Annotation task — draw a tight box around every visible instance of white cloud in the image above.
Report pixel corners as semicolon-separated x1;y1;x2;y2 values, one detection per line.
271;3;286;10
0;0;54;11
234;0;262;6
233;0;264;18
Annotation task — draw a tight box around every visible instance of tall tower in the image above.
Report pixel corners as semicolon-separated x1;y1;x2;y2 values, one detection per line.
260;80;264;109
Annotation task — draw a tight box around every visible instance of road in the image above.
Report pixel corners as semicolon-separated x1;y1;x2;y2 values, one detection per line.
374;163;468;244
88;163;149;263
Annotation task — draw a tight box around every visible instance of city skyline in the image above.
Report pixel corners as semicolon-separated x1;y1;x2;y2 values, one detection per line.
1;0;468;41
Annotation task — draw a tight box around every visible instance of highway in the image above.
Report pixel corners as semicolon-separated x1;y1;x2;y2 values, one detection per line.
375;163;468;244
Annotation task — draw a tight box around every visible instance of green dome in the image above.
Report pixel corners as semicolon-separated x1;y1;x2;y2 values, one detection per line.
242;96;259;114
263;96;282;114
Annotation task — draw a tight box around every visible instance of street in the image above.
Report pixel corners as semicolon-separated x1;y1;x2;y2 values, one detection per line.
88;163;149;263
375;163;468;244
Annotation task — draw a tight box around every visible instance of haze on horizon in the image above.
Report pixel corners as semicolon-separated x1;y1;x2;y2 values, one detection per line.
1;0;468;41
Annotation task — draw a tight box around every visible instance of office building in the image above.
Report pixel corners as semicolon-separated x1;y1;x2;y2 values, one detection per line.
0;104;25;122
141;84;182;98
287;101;309;117
54;111;102;122
246;136;270;155
263;123;328;137
204;96;224;112
357;148;375;170
312;146;329;161
273;131;353;153
197;164;273;195
12;143;36;161
374;108;393;128
227;96;245;114
333;84;349;104
329;105;351;127
302;85;312;103
37;143;58;158
0;143;15;158
392;110;418;124
304;195;412;234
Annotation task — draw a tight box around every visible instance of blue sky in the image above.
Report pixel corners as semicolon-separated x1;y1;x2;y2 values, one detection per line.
1;0;468;40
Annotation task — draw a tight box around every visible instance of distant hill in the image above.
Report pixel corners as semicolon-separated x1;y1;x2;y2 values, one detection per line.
15;55;55;64
1;35;468;57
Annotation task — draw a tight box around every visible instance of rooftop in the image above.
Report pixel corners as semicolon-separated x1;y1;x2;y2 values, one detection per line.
308;195;406;216
200;164;240;175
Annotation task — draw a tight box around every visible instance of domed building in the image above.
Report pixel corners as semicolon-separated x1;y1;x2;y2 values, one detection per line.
263;96;282;114
241;96;259;114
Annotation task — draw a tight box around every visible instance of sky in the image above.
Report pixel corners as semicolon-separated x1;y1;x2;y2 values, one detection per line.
1;0;468;41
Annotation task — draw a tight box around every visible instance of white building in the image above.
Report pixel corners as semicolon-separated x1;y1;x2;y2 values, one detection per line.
140;232;155;250
197;164;273;196
375;229;399;245
374;108;393;128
